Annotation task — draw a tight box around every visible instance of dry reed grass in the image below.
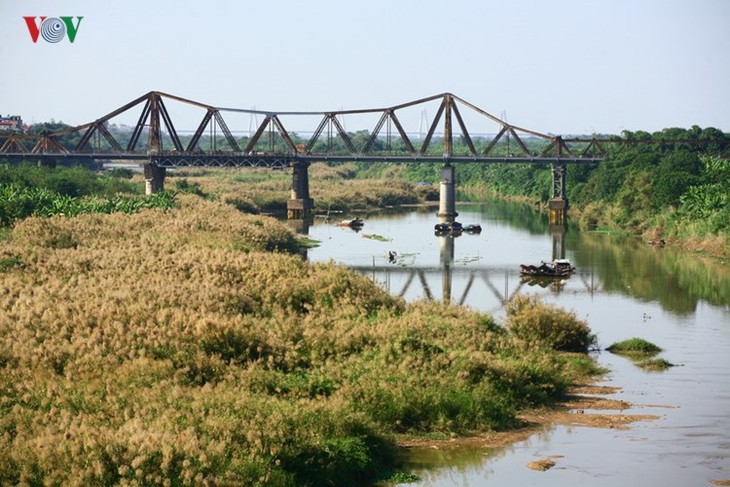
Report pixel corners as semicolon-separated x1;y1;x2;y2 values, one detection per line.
0;193;598;485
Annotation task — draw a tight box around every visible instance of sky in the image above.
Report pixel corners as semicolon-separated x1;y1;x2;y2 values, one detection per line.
1;0;729;136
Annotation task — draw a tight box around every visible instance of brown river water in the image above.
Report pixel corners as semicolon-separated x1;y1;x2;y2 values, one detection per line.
303;200;730;487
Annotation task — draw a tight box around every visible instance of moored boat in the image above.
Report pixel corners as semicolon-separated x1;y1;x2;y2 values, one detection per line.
552;259;575;273
337;217;364;228
434;221;462;235
520;259;575;277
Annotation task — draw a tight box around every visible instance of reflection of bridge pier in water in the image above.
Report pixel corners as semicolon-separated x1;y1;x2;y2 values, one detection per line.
550;223;566;261
355;262;527;310
287;217;312;237
438;234;454;304
344;221;599;310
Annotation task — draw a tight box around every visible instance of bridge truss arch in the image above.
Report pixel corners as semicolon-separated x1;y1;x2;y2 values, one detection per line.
0;90;621;163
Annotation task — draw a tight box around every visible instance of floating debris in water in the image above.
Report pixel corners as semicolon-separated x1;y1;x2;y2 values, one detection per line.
527;458;557;471
361;233;391;242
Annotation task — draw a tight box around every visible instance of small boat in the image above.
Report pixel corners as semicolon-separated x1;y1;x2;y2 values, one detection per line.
552;259;575;273
434;221;463;235
520;259;574;278
337;217;364;228
434;223;449;233
463;224;482;234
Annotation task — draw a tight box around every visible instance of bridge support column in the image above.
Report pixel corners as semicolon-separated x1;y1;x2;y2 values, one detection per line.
437;164;458;218
549;198;568;225
549;163;568;225
144;163;166;195
287;160;314;219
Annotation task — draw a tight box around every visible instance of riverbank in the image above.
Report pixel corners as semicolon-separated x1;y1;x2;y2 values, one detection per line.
457;185;729;260
0;191;606;485
162;162;728;258
569;202;730;259
397;382;660;458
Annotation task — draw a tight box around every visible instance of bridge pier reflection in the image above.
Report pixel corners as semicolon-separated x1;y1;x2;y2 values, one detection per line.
550;224;566;261
341;221;595;310
438;234;455;303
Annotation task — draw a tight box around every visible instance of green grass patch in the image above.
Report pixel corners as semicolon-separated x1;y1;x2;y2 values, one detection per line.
362;233;391;242
559;353;609;378
0;255;23;272
297;236;321;248
636;358;675;372
606;338;662;355
0;185;177;226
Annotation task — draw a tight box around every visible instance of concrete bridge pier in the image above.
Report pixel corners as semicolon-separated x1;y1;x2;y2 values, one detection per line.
287;160;314;219
549;163;568;225
437;164;458;218
144;163;166;195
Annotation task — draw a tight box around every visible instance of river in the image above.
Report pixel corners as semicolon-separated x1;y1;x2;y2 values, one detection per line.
303;201;730;487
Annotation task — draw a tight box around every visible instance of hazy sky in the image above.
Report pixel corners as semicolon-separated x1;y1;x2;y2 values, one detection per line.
1;0;729;136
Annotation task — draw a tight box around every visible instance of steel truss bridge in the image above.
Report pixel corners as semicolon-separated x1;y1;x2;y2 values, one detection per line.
0;90;698;167
3;90;725;220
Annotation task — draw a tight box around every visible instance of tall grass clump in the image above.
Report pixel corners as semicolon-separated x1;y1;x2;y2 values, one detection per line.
505;294;597;353
0;195;601;485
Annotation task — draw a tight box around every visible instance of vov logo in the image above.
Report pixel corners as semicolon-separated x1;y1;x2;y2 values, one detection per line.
23;17;84;44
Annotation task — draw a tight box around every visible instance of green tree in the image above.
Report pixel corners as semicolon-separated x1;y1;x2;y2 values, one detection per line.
652;151;701;209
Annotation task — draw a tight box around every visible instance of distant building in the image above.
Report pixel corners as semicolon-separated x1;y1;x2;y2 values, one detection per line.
0;115;28;132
